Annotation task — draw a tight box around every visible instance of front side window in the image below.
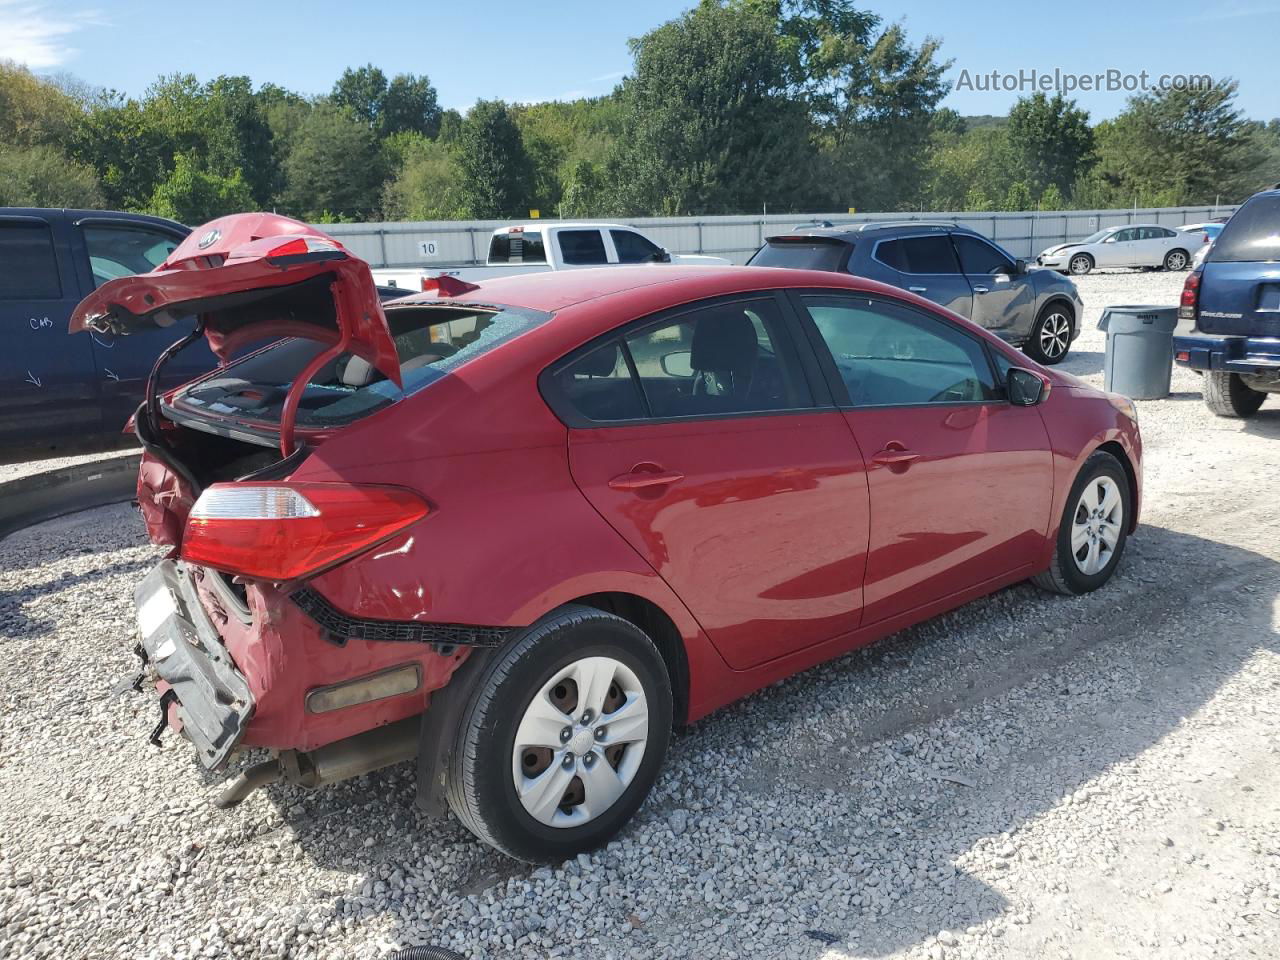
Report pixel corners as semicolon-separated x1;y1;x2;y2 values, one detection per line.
0;221;61;300
611;230;662;264
1112;229;1137;243
82;223;180;288
875;235;960;274
801;295;998;406
953;234;1013;275
549;298;812;423
557;230;608;265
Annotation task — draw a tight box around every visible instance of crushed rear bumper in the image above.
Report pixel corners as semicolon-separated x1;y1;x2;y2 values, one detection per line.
134;560;253;769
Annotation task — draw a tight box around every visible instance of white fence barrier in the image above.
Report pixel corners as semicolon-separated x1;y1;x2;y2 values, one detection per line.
319;205;1236;269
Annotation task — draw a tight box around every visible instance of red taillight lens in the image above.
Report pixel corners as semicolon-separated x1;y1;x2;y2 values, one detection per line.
268;236;342;257
1179;271;1200;320
181;482;428;581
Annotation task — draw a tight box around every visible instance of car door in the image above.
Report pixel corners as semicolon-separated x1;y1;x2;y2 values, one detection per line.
550;294;872;671
0;213;103;447
870;234;973;319
949;233;1035;341
70;217;216;435
791;291;1053;625
1101;227;1138;266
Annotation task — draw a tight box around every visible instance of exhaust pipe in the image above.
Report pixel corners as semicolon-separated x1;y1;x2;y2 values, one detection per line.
213;717;419;808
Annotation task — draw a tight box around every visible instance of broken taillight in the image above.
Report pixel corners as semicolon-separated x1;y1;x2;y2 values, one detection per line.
181;482;428;581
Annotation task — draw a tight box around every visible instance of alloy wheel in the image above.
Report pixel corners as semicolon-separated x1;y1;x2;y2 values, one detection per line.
1070;475;1123;576
1039;312;1071;360
512;656;649;828
1069;255;1092;275
1166;251;1188;270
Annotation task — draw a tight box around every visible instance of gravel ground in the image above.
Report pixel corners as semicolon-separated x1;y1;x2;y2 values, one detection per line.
0;446;138;483
2;267;1279;960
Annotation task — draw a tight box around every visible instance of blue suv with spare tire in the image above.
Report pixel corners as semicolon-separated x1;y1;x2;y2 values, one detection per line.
748;221;1085;364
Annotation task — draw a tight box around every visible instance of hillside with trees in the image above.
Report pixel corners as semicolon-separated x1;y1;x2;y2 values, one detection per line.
1;0;1275;222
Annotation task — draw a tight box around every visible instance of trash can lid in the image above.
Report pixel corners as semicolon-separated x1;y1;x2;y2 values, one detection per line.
1097;304;1179;332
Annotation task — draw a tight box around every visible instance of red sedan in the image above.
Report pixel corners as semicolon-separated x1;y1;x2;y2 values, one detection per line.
73;214;1142;863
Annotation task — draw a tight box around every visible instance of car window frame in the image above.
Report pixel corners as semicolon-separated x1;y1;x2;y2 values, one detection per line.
784;288;1006;410
538;291;834;429
556;228;610;266
70;215;188;294
871;232;962;275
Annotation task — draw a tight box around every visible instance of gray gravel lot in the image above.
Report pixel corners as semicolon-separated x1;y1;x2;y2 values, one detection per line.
2;268;1279;960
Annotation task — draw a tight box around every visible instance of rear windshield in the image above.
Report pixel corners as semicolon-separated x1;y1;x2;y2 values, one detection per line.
1208;196;1280;263
488;231;547;264
173;304;548;428
748;239;850;271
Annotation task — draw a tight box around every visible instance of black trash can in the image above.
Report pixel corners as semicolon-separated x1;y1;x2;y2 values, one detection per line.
1098;305;1179;400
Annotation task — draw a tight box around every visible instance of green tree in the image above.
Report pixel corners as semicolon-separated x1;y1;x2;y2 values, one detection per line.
147;153;254;223
332;64;441;137
0;144;103;207
280;103;387;220
610;1;817;215
559;159;605;217
455;100;534;219
380;134;466;220
1005;93;1093;199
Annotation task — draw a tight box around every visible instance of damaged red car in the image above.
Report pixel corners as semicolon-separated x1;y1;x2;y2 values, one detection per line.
72;213;1142;863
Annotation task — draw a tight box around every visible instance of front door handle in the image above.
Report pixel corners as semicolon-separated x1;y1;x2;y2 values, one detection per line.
871;444;921;467
973;285;989;294
608;463;685;491
908;286;928;293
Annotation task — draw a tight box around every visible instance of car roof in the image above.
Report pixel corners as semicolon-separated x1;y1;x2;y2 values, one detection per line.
768;221;973;244
390;264;890;315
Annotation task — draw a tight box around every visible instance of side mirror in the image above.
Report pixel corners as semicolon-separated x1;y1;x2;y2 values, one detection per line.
1007;367;1047;406
1014;258;1028;275
660;350;694;377
654;247;672;263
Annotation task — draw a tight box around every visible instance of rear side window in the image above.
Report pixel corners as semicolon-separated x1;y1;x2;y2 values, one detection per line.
488;230;547;264
611;230;662;264
548;298;812;423
1209;196;1280;263
875;236;960;274
953;235;1013;274
558;230;608;265
0;221;61;299
747;239;849;271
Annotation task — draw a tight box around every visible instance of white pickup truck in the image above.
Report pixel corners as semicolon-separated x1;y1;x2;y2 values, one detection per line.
372;222;730;292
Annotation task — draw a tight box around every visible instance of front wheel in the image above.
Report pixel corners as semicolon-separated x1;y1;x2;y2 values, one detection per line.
445;605;672;862
1033;451;1131;595
1068;253;1094;275
1164;248;1190;271
1023;304;1073;365
1203;371;1266;418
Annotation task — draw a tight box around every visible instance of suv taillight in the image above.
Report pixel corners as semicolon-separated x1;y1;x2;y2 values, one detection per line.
1179;271;1200;322
181;482;428;581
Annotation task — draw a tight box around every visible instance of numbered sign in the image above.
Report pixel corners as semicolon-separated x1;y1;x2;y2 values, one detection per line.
417;240;440;259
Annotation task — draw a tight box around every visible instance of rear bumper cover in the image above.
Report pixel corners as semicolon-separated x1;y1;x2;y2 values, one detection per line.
135;560;253;769
1173;333;1280;373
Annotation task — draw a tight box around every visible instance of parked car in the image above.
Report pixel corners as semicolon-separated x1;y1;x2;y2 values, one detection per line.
75;213;1142;863
748;222;1083;364
1173;188;1280;418
373;222;730;291
1037;224;1192;275
0;207;216;451
1180;222;1225;269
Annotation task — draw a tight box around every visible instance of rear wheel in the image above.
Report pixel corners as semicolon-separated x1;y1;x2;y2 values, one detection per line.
1033;451;1130;596
1023;303;1073;365
446;605;672;862
1203;371;1266;418
1164;248;1190;271
1068;253;1093;275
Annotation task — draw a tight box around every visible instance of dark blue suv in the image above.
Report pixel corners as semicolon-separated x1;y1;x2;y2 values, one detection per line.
0;208;216;451
1174;188;1280;418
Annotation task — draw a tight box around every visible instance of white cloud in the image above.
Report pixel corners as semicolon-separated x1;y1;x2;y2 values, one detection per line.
0;1;101;69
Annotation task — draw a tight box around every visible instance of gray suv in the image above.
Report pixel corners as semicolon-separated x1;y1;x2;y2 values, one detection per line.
747;222;1084;364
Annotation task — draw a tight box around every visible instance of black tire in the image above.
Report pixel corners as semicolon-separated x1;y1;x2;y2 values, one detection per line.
1023;302;1074;365
445;605;672;863
1033;450;1131;596
1164;248;1190;271
1202;371;1265;418
1068;252;1093;275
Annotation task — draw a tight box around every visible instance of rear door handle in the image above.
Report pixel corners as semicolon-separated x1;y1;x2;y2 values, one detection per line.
608;464;685;491
871;445;921;467
908;286;928;293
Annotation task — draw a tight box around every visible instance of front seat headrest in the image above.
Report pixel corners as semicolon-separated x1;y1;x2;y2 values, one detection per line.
690;310;757;377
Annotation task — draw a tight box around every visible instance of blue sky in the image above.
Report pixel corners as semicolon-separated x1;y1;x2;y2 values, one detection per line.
2;0;1274;121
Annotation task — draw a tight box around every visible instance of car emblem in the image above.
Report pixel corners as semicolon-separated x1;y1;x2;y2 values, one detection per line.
197;229;221;249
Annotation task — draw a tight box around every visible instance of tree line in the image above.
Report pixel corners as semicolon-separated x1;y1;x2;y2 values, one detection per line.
2;0;1276;224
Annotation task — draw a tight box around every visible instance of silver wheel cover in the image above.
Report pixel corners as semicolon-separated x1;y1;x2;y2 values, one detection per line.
1070;475;1123;576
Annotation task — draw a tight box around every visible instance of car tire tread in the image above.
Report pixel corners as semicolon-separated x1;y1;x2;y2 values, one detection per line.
1202;371;1265;418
